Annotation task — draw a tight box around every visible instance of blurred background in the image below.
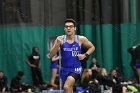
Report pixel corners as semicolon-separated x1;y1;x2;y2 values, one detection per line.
0;0;140;86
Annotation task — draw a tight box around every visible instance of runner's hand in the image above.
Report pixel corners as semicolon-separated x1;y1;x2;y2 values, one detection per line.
77;54;86;60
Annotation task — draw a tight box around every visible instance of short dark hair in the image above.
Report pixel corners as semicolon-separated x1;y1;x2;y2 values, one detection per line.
0;70;3;73
64;19;76;27
32;47;38;52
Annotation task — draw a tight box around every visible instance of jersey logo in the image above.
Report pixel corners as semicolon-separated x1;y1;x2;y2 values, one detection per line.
74;67;82;73
72;51;79;56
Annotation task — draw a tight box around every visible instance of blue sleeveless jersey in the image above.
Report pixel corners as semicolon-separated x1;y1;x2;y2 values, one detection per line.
60;35;82;82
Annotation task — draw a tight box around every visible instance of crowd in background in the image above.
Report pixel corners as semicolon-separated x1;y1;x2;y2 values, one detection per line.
79;57;126;93
0;57;139;93
0;44;140;93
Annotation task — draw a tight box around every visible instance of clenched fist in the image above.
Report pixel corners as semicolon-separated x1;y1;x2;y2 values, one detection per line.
56;36;63;46
77;54;86;60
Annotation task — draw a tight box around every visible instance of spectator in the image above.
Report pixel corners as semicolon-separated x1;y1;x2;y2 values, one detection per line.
10;71;24;92
25;47;44;86
0;70;8;92
89;58;100;70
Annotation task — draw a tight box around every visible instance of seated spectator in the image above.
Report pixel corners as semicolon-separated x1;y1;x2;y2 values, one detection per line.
108;68;122;93
89;58;100;70
81;69;93;89
0;70;8;92
96;68;110;85
115;67;126;82
81;69;100;93
10;71;24;92
96;67;115;91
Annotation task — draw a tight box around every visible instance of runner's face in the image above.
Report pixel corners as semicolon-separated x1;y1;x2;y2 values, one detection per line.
64;22;76;36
